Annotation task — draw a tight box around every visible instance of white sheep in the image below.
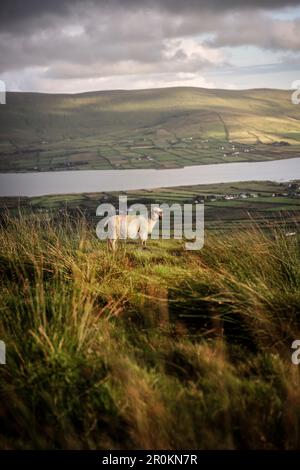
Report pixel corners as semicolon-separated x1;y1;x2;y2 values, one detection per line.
105;207;163;251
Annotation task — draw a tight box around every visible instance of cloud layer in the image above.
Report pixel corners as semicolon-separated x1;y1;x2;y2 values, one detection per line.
1;0;300;92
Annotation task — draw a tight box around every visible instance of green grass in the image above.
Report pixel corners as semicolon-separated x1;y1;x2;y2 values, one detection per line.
0;212;300;449
1;87;300;172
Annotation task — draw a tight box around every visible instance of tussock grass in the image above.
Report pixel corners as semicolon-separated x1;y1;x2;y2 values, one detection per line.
0;213;300;449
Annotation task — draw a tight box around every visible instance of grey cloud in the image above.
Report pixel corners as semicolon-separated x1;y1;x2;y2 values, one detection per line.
207;13;300;50
1;0;300;92
0;8;226;75
1;0;300;30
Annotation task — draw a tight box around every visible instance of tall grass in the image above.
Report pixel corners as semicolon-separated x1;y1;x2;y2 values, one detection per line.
0;213;299;449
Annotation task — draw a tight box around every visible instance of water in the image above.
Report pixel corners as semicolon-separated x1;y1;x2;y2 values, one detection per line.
0;157;299;197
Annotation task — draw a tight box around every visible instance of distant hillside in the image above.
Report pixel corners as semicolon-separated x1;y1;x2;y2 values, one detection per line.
1;87;300;172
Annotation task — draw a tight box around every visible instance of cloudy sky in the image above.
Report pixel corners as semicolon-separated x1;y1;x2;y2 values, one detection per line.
1;0;300;93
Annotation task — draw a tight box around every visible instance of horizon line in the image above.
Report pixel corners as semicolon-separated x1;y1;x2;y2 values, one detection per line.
4;84;293;96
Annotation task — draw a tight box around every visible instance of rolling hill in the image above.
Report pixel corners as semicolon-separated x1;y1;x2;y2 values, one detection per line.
1;87;300;172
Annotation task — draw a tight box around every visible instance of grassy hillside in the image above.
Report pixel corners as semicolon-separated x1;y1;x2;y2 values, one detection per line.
1;87;300;172
0;213;299;449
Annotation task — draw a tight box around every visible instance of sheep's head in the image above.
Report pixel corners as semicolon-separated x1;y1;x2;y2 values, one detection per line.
151;207;163;220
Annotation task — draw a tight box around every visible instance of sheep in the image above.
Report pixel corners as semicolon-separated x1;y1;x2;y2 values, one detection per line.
105;207;163;251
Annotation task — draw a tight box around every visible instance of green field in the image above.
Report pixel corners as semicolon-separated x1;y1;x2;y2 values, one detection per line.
1;87;300;172
1;179;300;449
0;211;299;449
2;180;299;231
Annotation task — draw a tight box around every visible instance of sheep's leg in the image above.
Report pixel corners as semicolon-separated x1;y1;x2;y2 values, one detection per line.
107;239;117;252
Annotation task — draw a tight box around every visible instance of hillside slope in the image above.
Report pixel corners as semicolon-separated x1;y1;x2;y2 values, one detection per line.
0;213;299;449
1;87;300;172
